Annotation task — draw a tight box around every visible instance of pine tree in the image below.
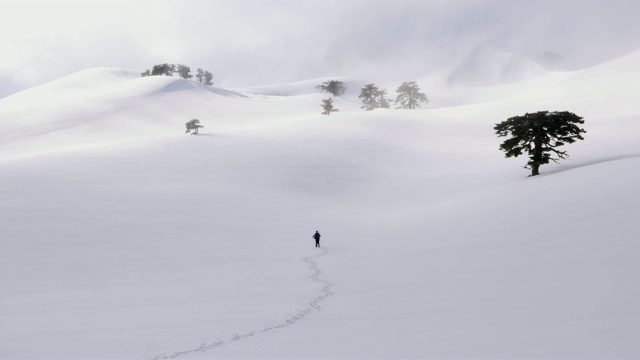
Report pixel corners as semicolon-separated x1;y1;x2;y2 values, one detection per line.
359;84;391;111
395;81;428;109
378;89;391;109
321;98;338;115
494;111;586;176
151;63;172;76
185;119;204;135
359;84;380;111
203;71;214;86
176;64;193;79
195;68;204;83
316;80;346;97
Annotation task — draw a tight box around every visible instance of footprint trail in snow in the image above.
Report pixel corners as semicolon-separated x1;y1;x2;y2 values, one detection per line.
149;248;333;360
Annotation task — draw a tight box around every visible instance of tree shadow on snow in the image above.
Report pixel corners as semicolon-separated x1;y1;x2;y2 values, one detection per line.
545;153;640;175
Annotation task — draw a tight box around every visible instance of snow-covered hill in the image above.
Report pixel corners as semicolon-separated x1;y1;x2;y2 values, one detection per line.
0;68;250;160
233;77;364;97
1;52;640;359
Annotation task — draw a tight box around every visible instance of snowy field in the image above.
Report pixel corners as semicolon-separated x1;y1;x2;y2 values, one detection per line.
1;47;640;359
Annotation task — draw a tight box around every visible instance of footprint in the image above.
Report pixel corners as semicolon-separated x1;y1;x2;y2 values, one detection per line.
149;248;334;359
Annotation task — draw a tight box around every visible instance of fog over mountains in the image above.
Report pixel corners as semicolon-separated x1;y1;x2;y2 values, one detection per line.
2;0;640;97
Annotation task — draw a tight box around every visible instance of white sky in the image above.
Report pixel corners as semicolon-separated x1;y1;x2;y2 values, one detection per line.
1;0;640;98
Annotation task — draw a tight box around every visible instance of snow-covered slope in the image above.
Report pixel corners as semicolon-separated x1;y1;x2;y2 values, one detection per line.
0;67;247;160
1;53;639;359
233;77;367;100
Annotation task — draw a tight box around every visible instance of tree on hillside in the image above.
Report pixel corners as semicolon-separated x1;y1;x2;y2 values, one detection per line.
378;88;391;109
194;68;213;85
359;83;381;111
316;80;346;97
185;119;204;135
141;69;151;77
195;68;204;83
176;64;193;79
395;81;428;109
151;63;173;76
203;71;214;86
359;84;391;111
494;111;586;176
321;98;338;115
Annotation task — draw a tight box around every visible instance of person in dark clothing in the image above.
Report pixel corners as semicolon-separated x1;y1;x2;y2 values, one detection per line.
313;231;321;247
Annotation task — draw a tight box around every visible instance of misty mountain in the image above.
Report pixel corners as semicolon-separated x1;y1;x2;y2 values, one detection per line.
448;39;547;86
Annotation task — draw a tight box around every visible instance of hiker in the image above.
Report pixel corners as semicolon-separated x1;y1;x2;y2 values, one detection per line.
312;231;321;247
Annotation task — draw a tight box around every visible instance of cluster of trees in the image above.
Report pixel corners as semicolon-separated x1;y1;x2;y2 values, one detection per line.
195;68;214;85
317;81;344;115
358;82;428;111
315;81;586;177
317;80;429;115
178;77;586;178
142;64;214;85
358;84;390;111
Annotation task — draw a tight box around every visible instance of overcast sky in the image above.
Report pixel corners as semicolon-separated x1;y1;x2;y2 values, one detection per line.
1;0;639;98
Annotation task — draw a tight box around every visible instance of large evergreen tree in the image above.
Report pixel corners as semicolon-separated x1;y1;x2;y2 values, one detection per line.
394;81;428;109
494;111;586;176
316;80;346;97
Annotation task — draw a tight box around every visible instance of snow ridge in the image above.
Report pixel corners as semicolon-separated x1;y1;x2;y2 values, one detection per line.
148;248;334;360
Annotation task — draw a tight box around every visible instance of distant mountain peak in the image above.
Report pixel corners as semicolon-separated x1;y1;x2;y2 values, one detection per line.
448;39;546;86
